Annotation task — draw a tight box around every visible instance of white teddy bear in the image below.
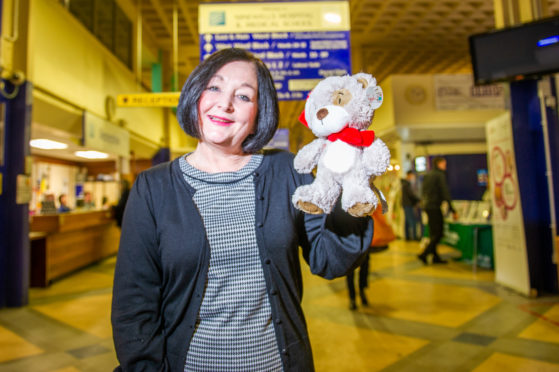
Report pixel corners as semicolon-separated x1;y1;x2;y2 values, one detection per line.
292;72;391;217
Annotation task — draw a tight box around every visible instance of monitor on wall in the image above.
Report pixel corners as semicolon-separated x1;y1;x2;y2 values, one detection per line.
469;15;559;85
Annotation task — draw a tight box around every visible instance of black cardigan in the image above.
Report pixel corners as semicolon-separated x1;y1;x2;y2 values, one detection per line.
111;150;374;371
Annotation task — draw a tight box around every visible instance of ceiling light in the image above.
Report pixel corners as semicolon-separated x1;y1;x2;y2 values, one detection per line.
323;12;341;24
74;150;109;159
30;138;68;150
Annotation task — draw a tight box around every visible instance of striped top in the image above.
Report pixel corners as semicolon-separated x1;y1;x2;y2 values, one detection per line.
180;154;283;372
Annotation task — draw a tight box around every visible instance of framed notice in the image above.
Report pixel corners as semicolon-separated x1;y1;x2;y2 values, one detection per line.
199;1;351;100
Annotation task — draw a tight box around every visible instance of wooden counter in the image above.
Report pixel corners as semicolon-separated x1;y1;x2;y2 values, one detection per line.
30;210;120;286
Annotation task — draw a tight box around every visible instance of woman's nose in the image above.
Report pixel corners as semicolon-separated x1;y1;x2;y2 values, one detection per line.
217;94;234;111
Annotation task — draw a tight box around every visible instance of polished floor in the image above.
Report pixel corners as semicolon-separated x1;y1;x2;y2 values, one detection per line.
1;240;559;371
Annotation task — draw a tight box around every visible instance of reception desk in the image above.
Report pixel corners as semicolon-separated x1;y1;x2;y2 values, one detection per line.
30;210;120;286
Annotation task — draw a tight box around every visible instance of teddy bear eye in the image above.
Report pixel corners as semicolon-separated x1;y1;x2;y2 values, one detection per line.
331;89;352;106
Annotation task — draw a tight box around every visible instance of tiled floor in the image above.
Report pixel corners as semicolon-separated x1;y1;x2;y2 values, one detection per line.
1;240;559;371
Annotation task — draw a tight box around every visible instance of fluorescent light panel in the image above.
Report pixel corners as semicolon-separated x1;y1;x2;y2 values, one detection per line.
323;13;341;24
30;138;68;150
74;150;109;159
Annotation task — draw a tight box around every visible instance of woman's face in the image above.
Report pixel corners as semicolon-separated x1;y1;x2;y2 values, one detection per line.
198;60;258;154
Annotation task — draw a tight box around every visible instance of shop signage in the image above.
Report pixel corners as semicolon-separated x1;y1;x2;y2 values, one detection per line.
434;74;506;111
199;1;351;100
83;112;130;158
116;92;180;107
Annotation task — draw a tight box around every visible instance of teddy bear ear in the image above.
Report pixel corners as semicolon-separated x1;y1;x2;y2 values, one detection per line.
356;77;369;89
366;85;383;109
352;73;376;89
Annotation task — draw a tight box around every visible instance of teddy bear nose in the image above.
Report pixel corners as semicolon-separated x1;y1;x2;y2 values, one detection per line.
316;108;328;120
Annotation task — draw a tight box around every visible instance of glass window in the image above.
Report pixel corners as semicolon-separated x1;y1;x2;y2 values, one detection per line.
94;0;115;50
68;0;132;69
114;7;132;67
69;0;94;31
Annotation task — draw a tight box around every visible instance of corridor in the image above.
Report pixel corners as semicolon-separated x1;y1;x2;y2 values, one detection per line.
1;240;559;371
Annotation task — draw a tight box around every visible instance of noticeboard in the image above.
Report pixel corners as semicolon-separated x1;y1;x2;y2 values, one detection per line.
199;1;351;101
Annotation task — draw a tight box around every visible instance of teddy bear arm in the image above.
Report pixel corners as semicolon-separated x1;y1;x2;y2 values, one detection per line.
294;138;327;173
362;138;391;176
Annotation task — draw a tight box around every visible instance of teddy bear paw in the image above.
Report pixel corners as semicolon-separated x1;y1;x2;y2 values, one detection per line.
348;202;375;217
297;201;324;215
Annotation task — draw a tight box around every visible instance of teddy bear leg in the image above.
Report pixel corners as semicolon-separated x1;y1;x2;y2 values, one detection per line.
292;177;341;214
297;200;324;214
342;179;378;217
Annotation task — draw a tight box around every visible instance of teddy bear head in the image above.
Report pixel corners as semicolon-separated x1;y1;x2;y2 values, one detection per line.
302;72;383;138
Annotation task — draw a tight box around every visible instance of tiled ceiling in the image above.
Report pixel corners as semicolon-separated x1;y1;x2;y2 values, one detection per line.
118;0;559;131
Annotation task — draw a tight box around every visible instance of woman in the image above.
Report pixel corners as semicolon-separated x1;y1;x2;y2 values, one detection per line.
111;48;374;372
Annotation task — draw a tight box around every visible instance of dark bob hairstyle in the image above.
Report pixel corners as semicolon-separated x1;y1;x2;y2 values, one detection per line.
176;48;279;153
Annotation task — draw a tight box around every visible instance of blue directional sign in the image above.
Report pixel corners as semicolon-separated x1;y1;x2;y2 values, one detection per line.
199;1;351;101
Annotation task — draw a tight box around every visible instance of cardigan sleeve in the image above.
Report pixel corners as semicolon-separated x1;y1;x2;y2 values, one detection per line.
111;173;170;371
296;174;375;280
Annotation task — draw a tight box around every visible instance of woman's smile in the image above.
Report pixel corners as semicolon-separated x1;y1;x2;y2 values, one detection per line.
207;114;234;125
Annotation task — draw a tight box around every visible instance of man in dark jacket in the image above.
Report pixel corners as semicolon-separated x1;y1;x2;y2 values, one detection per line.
418;157;458;264
401;171;421;241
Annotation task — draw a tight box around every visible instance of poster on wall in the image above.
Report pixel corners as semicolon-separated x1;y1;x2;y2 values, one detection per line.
199;1;351;100
486;112;530;295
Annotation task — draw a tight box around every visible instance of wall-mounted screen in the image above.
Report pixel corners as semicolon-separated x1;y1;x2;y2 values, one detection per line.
469;15;559;85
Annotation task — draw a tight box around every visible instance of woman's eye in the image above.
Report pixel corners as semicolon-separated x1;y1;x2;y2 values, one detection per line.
207;85;219;92
238;94;251;102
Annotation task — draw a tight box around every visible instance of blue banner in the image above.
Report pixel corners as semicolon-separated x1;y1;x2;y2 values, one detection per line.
200;31;351;100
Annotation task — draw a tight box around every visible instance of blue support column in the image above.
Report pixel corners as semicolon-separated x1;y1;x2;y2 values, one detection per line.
510;79;558;294
0;81;32;307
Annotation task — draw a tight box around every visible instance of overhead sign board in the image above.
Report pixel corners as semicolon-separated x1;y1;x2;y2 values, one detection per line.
116;92;180;107
434;74;506;111
199;1;351;101
83;112;130;158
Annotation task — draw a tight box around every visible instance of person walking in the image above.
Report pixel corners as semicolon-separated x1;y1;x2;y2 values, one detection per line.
346;205;395;310
401;170;421;241
418;157;457;264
